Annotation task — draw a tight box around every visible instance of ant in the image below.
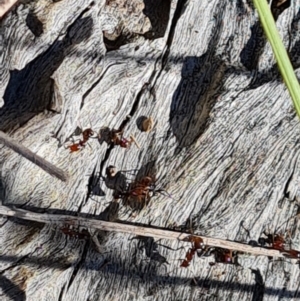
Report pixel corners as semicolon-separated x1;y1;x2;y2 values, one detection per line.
214;248;239;264
117;175;169;210
281;249;300;259
65;124;97;153
131;236;182;266
104;165;130;198
103;166;172;210
180;235;206;268
60;224;90;240
131;236;169;265
258;233;286;251
98;127;140;149
259;230;300;260
120;176;154;208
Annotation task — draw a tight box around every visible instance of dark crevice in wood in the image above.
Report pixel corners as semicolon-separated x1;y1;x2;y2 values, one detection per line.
67;241;90;291
283;168;295;200
103;31;135;52
161;0;188;69
80;61;125;110
58;284;66;301
271;0;291;18
26;11;43;37
144;0;188;96
92;79;156;197
142;0;171;40
240;21;266;70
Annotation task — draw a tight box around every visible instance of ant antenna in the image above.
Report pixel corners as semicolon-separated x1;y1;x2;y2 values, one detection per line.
77;119;83;131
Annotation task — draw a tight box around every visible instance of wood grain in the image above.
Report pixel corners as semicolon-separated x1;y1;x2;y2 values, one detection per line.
1;0;300;300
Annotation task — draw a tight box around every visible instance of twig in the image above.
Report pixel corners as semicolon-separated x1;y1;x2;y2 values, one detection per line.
0;131;68;182
0;0;18;18
0;204;289;258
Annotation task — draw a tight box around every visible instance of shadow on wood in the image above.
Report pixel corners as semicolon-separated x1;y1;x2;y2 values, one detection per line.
0;252;297;298
142;0;171;40
0;16;94;132
170;54;226;150
0;275;26;301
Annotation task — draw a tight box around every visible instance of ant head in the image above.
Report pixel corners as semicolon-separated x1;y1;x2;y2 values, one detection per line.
106;165;117;177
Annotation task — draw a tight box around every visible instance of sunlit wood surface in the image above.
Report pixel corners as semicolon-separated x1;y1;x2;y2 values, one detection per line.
1;0;300;300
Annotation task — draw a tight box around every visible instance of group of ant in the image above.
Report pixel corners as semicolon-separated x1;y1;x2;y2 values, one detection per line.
63;115;154;152
58;224;300;269
180;232;300;268
180;236;237;267
64;126;139;153
62;120;158;209
60;123;300;267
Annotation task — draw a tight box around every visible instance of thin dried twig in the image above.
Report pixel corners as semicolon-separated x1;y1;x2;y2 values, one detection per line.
0;0;18;18
0;131;68;182
0;204;289;258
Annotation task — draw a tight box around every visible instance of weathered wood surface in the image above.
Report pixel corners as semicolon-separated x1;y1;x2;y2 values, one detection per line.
1;0;300;300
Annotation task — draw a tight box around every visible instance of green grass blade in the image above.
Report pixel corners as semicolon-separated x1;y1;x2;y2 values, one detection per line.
253;0;300;117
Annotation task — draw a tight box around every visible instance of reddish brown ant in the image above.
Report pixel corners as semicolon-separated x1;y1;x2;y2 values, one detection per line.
99;128;140;149
259;231;288;252
259;231;300;260
65;128;96;153
281;249;300;259
60;225;90;240
214;248;238;264
118;176;155;209
103;166;172;210
180;235;205;268
263;234;286;251
122;177;174;210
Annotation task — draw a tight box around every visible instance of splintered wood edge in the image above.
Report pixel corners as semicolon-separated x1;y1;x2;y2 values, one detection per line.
0;204;288;258
0;131;68;182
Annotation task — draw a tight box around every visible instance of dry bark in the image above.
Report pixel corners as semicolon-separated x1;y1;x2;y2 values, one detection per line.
1;0;300;300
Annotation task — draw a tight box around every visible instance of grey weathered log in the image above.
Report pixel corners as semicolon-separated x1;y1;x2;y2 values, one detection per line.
1;0;300;300
0;131;68;182
0;204;288;258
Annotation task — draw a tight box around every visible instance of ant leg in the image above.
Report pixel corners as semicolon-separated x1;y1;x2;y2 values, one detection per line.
157;243;185;251
90;230;102;253
129;135;141;149
77;119;83;133
88;115;93;129
86;142;93;154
